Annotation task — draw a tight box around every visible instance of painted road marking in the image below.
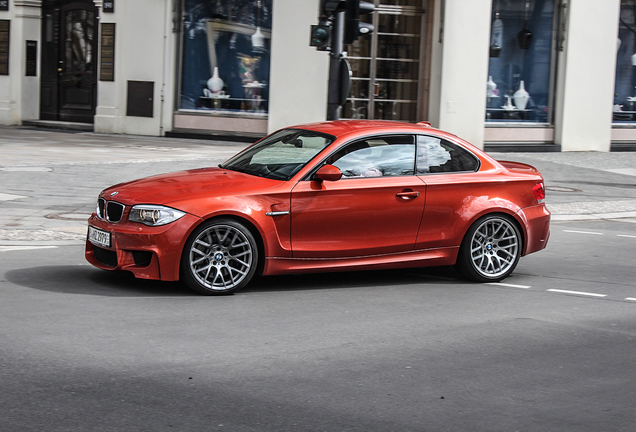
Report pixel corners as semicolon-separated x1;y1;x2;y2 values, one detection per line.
485;279;635;303
0;192;28;201
564;231;636;239
485;282;636;303
487;282;531;289
605;168;636;177
547;289;607;298
0;246;58;252
563;230;604;235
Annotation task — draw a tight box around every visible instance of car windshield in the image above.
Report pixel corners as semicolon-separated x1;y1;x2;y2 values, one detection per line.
220;129;335;180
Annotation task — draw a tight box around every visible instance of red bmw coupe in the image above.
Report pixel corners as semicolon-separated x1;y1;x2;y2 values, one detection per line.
86;120;550;295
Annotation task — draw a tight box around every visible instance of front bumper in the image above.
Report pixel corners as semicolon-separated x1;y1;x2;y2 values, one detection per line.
85;213;201;281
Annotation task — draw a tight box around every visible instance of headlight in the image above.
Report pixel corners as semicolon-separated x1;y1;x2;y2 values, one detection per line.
128;205;186;226
95;198;104;219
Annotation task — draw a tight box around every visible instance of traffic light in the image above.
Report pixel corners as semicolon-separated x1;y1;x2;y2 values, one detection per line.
310;24;331;51
310;0;374;51
320;0;343;17
310;0;375;119
344;0;374;45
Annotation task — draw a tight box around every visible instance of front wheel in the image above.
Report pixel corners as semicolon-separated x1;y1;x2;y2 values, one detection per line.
456;214;522;282
181;219;258;295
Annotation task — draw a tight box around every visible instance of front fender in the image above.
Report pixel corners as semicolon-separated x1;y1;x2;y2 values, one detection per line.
169;192;293;259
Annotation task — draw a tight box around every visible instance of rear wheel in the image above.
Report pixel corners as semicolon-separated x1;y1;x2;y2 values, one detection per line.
181;219;258;295
456;214;522;282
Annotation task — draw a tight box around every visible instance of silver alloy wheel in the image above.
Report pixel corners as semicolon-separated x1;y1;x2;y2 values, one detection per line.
469;217;519;278
188;224;254;290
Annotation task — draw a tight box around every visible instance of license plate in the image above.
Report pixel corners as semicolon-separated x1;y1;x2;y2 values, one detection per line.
88;226;111;248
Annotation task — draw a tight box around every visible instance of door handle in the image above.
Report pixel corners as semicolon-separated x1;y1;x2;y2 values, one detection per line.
396;190;420;200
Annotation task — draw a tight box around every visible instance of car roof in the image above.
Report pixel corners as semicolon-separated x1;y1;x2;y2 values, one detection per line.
283;120;500;172
288;120;435;137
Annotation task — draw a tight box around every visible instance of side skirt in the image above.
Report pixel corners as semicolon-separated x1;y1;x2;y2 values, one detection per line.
262;247;460;276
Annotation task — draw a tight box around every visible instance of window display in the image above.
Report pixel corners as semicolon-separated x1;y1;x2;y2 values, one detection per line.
485;0;557;123
180;0;271;115
342;1;426;122
615;0;636;122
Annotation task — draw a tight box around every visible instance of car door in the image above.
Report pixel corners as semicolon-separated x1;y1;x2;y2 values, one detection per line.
290;135;426;258
414;135;483;250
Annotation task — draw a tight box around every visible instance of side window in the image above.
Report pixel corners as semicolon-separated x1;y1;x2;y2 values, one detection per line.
416;136;480;174
327;135;415;178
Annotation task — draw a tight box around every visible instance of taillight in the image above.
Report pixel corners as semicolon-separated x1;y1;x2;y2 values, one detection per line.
533;182;545;204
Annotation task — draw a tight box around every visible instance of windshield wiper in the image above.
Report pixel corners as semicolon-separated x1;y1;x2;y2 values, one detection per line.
220;165;264;178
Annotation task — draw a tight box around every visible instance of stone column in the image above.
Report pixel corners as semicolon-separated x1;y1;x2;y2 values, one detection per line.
554;0;620;152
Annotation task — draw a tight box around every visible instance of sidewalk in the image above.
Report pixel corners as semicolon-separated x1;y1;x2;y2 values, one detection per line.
1;125;636;246
488;150;636;222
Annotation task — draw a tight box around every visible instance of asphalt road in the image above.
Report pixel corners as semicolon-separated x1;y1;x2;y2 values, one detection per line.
1;127;636;431
1;219;635;432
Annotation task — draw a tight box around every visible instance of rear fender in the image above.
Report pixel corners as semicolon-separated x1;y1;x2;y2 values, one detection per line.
416;193;525;251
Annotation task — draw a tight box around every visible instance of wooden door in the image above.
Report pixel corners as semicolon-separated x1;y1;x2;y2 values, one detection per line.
40;0;98;123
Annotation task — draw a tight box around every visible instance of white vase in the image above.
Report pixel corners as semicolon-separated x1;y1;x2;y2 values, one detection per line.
492;18;503;48
207;67;224;93
513;80;530;110
487;76;497;97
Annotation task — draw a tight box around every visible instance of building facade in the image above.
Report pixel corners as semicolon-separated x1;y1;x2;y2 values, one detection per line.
0;0;633;151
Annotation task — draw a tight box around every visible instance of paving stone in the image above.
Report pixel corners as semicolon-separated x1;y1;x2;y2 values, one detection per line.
2;125;636;244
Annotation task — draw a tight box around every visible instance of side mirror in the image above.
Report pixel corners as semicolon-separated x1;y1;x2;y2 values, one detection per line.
314;164;342;182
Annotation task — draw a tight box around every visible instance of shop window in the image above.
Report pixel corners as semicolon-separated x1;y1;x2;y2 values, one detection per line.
485;0;557;124
615;0;636;123
342;1;427;122
180;0;271;116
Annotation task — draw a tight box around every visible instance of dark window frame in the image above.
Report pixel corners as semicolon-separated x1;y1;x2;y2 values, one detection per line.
322;134;417;179
416;135;481;175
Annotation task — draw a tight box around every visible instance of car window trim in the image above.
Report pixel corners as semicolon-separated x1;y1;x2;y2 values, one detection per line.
415;134;481;175
301;133;418;181
222;128;337;181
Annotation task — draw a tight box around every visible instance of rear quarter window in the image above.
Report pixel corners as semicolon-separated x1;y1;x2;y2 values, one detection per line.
416;136;480;174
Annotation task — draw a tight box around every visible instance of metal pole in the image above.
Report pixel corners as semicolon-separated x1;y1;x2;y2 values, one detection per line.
327;10;345;121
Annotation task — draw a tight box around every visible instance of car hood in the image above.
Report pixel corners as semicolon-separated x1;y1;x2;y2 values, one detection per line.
101;167;284;206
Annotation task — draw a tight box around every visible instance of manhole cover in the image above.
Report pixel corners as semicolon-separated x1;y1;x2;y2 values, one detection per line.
44;213;90;221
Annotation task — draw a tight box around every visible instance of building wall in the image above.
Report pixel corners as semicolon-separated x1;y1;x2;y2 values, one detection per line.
0;0;631;152
94;0;175;136
427;0;442;129
0;1;41;125
434;0;492;148
554;0;620;151
268;0;329;133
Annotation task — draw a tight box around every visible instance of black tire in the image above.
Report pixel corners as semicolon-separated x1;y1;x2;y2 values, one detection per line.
181;218;258;295
455;214;522;283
